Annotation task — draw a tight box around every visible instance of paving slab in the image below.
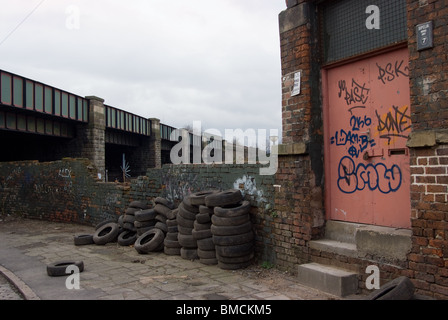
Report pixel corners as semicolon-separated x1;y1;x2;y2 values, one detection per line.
0;218;341;301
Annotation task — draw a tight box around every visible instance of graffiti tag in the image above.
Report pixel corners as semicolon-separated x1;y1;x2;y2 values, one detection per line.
331;129;376;159
58;168;72;178
338;79;370;106
337;156;402;194
376;60;409;84
375;105;411;144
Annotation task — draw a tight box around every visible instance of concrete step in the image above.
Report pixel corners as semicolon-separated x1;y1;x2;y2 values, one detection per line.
309;239;357;257
312;220;412;263
297;263;358;297
324;220;362;244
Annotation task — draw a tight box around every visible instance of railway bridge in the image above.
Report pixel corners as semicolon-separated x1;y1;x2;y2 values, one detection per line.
0;69;184;180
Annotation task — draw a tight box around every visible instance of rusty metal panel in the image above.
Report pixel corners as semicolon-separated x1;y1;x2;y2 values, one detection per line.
53;121;60;136
1;72;12;105
25;80;34;110
27;116;36;133
45;120;53;135
69;95;76;119
83;99;88;122
61;92;69;118
17;114;26;131
54;89;61;116
13;76;23;108
44;86;52;113
36;118;45;134
35;83;44;112
77;97;83;120
6;113;16;130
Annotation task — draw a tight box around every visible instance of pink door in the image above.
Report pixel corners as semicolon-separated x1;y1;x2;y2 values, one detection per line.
324;48;411;229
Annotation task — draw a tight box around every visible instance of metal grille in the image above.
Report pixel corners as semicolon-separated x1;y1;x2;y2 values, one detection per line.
322;0;407;63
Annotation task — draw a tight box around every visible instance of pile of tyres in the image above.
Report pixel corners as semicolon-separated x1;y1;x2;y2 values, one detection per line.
74;189;255;270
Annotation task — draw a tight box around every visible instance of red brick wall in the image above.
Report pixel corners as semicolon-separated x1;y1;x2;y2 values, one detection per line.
254;154;323;271
280;21;312;145
406;0;448;299
409;145;448;298
407;0;448;131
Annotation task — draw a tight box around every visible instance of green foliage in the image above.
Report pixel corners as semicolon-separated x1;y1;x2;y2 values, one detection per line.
261;261;274;270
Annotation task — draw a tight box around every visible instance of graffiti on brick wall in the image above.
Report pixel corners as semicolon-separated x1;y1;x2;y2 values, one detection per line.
233;175;268;207
161;170;221;203
99;193;121;222
158;168;273;210
0;160;130;223
32;167;73;196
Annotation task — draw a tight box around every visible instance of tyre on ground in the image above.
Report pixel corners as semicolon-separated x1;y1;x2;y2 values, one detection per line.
47;260;84;277
93;222;120;245
134;228;165;254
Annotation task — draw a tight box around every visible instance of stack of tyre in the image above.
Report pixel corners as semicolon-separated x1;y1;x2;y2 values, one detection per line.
153;197;176;235
177;196;200;260
117;200;149;246
208;190;255;270
134;197;176;254
190;191;220;265
163;208;181;256
134;207;157;236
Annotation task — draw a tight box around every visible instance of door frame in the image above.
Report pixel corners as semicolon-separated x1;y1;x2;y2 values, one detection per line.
322;43;411;227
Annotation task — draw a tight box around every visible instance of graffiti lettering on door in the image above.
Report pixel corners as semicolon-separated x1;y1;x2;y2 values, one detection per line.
325;48;411;228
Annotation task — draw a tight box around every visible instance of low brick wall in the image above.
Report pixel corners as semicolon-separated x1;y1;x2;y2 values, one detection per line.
0;158;128;226
0;159;277;263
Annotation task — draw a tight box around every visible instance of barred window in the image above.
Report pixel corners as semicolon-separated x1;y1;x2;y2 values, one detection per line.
321;0;407;63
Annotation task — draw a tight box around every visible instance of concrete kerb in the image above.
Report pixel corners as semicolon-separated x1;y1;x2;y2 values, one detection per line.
0;264;40;300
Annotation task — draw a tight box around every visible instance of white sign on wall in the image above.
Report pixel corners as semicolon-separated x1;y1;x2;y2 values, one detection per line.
291;71;301;96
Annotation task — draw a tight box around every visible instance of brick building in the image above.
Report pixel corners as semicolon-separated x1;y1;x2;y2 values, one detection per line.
269;0;448;298
1;0;447;300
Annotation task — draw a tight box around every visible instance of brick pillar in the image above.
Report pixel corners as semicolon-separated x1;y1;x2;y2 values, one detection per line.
127;118;162;176
270;1;324;271
83;96;106;178
149;118;161;169
279;1;312;145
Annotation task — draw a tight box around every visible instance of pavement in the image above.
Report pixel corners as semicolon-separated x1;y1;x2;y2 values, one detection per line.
0;269;23;300
0;217;342;301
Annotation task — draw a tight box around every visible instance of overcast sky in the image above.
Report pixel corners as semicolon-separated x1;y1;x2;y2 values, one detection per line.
0;0;285;140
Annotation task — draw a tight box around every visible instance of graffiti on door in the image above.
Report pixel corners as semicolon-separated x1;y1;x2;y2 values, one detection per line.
337;156;402;194
325;48;412;228
329;58;410;195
